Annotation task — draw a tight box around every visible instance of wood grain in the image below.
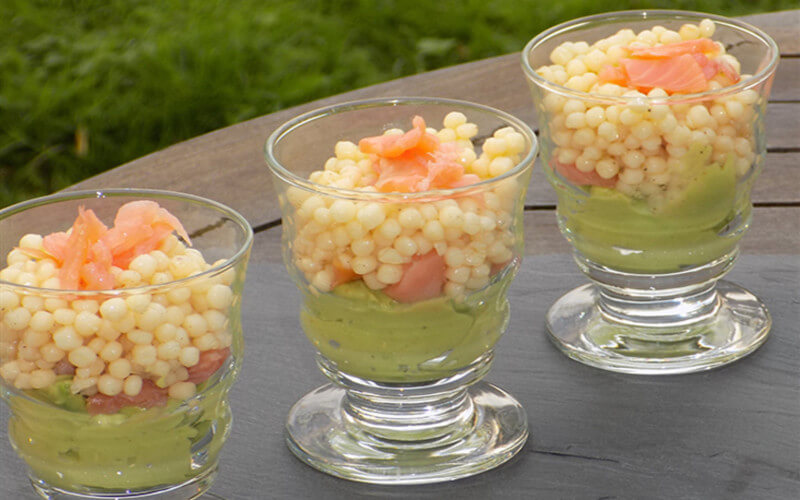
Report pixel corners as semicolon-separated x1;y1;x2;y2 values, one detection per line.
67;10;800;229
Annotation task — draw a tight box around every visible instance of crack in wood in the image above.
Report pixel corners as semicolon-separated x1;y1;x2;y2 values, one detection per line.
529;449;621;465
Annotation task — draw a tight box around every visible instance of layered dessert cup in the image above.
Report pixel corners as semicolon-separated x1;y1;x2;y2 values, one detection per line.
265;98;537;483
0;190;252;499
522;11;778;374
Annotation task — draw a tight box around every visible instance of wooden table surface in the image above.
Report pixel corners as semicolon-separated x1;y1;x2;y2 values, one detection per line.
2;10;799;500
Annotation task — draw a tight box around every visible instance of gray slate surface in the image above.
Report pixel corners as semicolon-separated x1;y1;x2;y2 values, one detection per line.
1;254;799;499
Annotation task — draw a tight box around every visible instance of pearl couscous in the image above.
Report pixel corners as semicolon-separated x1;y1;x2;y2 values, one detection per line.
282;112;527;300
533;19;758;209
0;212;236;407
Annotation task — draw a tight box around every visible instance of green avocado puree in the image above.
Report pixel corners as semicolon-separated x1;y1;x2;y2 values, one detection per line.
301;271;514;383
557;145;749;273
7;375;231;492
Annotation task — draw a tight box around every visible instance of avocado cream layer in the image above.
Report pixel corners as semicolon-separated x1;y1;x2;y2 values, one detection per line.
556;144;749;273
301;270;514;383
8;376;230;491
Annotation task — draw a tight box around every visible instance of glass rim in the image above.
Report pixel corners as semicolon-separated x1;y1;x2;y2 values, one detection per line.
521;9;780;105
264;96;538;201
0;188;254;295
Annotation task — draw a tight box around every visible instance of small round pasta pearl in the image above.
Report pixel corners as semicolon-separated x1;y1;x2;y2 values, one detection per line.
203;310;227;332
138;303;167;331
489;157;514;177
398;208;424;229
687;105;712;128
439;206;464;228
445;267;470;284
699;19;716;38
52;326;81;351
99;297;130;320
183;314;208;338
129;254;157;281
376;264;403;285
619;168;645;184
422;220;446;241
572;128;596;148
123;375;143;396
68;346;97;368
99;341;123;362
28;311;54;332
0;289;20;311
585;107;605;128
393;236;417;257
22;329;48;348
565;112;586;129
356;204;385;230
157;341;181;361
445;247;466;267
30;369;56;389
595;159;620;179
631;121;655;141
132;345;157;366
377;248;405;265
565;58;587;76
443;111;467;129
194;333;219;351
74;311;102;337
22;295;44;312
169;381;196;400
351;256;378;275
97;374;124;396
40;343;65;363
482;137;507;156
127;329;154;345
206;284;233;310
351;238;375;257
619;108;643;126
19;233;43;250
4;307;31;330
329;200;356;223
597;122;619;142
179;346;200;367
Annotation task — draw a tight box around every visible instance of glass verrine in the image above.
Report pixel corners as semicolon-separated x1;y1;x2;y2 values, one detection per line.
265;97;536;484
0;189;253;499
522;11;778;374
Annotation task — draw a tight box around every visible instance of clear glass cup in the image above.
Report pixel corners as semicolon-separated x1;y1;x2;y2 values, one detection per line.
522;10;779;374
265;97;536;483
0;189;253;499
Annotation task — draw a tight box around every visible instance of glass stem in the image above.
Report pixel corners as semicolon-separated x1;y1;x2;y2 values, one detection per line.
342;387;475;444
597;280;720;327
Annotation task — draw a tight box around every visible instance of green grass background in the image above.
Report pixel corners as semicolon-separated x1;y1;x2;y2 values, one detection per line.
2;0;797;207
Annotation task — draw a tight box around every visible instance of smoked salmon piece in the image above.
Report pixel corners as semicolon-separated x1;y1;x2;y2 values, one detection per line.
598;37;738;94
86;379;169;415
621;54;709;94
102;200;191;268
625;38;719;59
360;116;480;193
186;348;230;384
384;251;446;303
359;116;438;158
36;201;190;290
598;65;628;86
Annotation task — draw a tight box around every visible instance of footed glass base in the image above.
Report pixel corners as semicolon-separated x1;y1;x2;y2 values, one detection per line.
285;381;528;484
546;280;771;375
29;466;217;500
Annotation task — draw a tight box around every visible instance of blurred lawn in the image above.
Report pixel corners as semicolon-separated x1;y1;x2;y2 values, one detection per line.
1;0;797;207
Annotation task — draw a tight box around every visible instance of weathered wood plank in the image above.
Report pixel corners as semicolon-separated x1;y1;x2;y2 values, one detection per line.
770;57;799;101
740;10;800;54
69;12;800;228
